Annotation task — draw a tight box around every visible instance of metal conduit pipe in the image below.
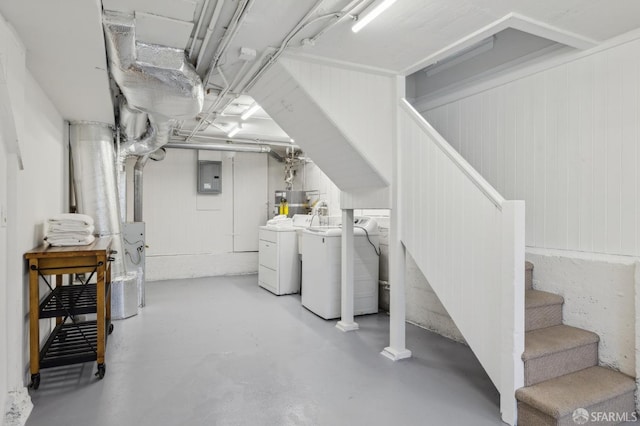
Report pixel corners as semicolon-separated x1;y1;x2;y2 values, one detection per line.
173;131;297;148
132;149;165;223
195;0;226;69
202;0;254;84
166;141;284;162
133;154;150;223
165;142;270;153
186;61;250;141
244;0;325;92
188;0;212;60
307;0;366;45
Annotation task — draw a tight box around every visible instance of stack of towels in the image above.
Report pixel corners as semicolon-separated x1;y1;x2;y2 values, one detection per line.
45;213;95;246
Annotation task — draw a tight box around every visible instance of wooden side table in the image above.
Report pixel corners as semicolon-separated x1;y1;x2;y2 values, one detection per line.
24;237;113;389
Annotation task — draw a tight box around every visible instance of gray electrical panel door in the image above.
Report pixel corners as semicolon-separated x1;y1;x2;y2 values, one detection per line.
198;160;222;194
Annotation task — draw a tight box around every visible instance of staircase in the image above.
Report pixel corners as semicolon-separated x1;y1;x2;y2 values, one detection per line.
516;262;636;425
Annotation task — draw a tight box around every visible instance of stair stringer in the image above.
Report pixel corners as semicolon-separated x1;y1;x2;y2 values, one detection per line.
249;60;388;194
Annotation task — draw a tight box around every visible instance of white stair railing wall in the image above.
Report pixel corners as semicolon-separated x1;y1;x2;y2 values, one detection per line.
398;99;525;425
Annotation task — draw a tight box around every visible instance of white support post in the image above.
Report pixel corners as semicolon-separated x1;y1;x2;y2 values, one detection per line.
382;76;411;361
337;208;358;332
499;200;525;426
382;222;411;360
634;261;640;414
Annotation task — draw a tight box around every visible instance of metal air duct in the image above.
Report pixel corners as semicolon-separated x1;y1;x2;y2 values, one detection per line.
69;122;126;277
102;11;203;123
103;10;204;222
102;9;203;161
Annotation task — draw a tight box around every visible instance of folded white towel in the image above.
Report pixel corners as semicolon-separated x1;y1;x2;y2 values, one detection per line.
46;230;95;239
48;213;94;226
47;224;95;234
45;234;96;247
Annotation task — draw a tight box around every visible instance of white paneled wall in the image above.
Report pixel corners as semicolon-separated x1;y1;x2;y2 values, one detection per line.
422;37;640;257
399;100;524;425
143;149;233;256
140;149;268;279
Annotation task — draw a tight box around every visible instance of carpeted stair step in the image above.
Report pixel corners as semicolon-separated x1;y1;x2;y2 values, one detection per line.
516;366;636;425
523;325;599;386
526;290;564;331
525;261;533;290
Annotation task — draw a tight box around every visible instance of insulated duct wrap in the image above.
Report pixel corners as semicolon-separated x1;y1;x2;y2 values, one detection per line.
103;10;204;160
69;122;126;278
103;12;203;120
119;98;148;142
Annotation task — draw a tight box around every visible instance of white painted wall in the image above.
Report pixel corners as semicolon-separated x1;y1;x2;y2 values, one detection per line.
138;149;268;280
413;33;640;377
0;114;8;426
0;13;67;423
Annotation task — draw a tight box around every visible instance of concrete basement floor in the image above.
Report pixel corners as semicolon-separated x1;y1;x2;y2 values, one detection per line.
26;274;503;426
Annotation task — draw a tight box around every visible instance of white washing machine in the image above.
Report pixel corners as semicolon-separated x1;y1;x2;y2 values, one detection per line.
301;217;379;320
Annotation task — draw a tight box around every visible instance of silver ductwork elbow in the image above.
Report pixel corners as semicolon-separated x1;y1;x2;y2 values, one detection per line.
119;98;148;142
103;11;204;121
103;10;204;160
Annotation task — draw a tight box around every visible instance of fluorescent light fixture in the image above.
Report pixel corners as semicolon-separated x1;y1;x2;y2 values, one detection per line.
240;103;260;121
227;124;240;137
352;0;397;33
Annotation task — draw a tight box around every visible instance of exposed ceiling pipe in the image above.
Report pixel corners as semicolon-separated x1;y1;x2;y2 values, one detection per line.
188;0;212;61
305;0;366;45
186;60;251;140
195;0;226;71
244;0;327;92
173;130;297;148
167;141;285;162
201;0;254;85
166;141;270;153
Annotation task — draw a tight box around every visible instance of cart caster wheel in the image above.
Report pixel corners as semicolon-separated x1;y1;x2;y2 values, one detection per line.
30;373;40;390
108;323;114;335
95;363;106;379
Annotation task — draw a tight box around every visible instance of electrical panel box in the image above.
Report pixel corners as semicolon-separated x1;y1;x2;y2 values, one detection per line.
198;160;222;194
